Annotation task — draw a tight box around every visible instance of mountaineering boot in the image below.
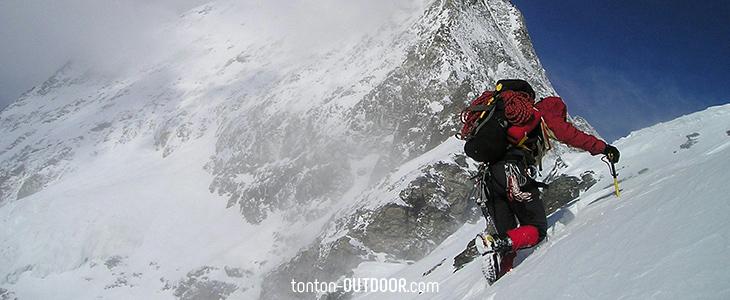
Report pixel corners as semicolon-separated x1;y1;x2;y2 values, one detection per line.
475;233;513;255
474;233;513;285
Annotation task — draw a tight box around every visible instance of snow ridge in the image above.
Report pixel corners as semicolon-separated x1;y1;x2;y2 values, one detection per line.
353;103;730;300
0;0;608;299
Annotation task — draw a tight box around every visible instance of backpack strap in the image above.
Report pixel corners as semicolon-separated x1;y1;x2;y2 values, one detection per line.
471;104;497;136
466;104;492;112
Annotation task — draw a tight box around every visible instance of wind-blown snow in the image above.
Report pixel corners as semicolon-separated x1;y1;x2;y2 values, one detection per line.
353;103;730;300
1;134;269;297
0;1;430;296
3;0;721;299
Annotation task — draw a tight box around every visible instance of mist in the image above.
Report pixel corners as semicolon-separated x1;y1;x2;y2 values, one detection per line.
0;0;422;110
0;0;210;109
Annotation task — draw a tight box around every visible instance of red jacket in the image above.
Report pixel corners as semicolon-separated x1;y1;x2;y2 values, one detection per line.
535;97;606;155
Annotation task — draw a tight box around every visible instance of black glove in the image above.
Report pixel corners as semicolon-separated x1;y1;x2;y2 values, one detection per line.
603;144;620;163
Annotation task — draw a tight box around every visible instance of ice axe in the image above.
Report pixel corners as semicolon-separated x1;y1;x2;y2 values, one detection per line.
602;154;620;197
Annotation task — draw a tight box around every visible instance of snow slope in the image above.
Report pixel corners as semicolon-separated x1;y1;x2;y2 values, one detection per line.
354;103;730;299
0;0;670;299
1;0;571;298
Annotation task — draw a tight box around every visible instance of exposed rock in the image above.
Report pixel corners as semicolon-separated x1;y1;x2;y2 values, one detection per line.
223;266;252;278
207;0;553;226
680;132;700;149
105;276;133;289
260;236;367;300
353;162;476;260
3;265;32;284
105;256;125;270
16;174;46;199
35;62;75;96
262;160;477;299
90;122;112;132
423;258;447;277
259;0;564;295
0;0;600;298
542;171;597;214
1;140;74;205
174;267;238;300
0;288;18;300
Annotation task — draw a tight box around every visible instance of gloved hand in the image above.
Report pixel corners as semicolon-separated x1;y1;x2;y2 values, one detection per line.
603;144;620;163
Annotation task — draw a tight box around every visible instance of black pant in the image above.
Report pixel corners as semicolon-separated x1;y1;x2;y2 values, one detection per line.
484;161;548;241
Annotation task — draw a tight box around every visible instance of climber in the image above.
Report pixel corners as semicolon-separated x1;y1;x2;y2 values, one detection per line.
456;79;620;283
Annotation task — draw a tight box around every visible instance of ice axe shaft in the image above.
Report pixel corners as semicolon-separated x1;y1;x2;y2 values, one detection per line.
603;154;620;197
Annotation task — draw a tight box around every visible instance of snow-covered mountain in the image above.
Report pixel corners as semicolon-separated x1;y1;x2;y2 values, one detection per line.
353;103;730;300
0;0;626;299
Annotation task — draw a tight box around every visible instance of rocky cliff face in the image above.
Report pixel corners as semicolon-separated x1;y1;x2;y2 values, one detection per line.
0;0;599;299
259;0;596;299
204;0;556;226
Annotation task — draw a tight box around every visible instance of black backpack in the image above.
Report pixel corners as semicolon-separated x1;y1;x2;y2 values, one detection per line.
457;79;536;163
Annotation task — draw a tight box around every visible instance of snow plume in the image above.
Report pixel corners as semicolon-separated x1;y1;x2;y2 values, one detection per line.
0;0;563;298
0;0;423;108
0;0;208;107
550;67;728;142
232;0;424;50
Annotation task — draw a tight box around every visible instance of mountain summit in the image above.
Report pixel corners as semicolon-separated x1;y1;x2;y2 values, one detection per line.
0;0;616;299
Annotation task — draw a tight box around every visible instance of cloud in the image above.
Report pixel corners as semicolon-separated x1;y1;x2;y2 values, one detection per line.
217;0;423;63
0;0;424;110
0;0;209;109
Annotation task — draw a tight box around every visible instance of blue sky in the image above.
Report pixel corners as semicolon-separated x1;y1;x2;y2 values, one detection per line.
512;0;730;142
